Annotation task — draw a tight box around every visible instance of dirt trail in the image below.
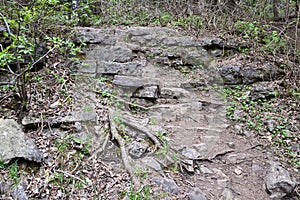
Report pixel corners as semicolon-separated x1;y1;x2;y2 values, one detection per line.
72;27;296;199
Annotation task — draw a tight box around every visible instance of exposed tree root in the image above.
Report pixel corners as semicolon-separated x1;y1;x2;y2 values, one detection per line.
108;108;141;189
119;117;163;150
89;131;110;160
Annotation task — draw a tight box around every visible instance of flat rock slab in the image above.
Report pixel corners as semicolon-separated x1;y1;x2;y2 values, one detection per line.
0;119;43;163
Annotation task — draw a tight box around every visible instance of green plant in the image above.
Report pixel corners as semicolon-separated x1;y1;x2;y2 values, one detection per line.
234;20;285;54
9;161;20;185
122;183;152;200
149;117;157;125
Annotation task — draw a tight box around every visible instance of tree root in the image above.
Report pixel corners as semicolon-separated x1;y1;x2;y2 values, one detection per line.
89;131;110;160
119;117;163;150
108;108;141;189
119;116;180;166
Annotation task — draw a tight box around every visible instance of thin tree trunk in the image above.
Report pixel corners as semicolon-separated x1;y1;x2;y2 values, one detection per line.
273;0;279;20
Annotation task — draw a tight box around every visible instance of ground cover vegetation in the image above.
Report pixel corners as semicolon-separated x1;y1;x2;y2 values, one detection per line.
0;0;299;198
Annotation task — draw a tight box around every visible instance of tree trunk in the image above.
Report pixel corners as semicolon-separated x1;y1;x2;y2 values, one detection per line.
273;0;279;20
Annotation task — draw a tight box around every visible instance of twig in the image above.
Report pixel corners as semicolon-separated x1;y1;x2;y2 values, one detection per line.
56;169;86;183
108;108;140;189
0;12;12;35
0;46;56;86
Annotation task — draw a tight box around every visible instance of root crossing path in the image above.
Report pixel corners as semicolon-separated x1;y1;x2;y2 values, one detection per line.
71;27;287;199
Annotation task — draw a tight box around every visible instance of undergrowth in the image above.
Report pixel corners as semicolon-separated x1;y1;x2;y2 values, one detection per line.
223;86;300;167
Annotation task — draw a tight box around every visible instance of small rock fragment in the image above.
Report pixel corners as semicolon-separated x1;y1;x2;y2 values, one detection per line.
128;141;149;159
219;65;243;85
153;178;179;194
234;167;242;175
181;147;200;159
12;182;28;200
0;181;5;195
265;120;276;132
189;189;207;200
220;188;234;200
50;100;61;109
265;162;297;199
142;157;162;172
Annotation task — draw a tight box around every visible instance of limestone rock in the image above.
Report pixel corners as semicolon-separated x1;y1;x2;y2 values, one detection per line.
12;182;28;200
97;61;142;76
112;75;144;88
153;178;179;194
265;162;297;199
0;181;5;195
219;65;243;85
242;64;284;84
251;85;276;101
142;157;162;172
0;119;43;163
220;188;234;200
189;189;207;200
132;85;159;99
127;141;149;159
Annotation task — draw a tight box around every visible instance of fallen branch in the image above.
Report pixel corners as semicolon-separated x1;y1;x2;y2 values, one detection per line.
108;108;141;189
56;169;86;184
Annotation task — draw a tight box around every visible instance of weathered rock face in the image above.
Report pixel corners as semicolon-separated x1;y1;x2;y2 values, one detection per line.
72;27;284;199
265;162;297;199
251;85;276;101
219;65;243;85
0;119;43;163
152;178;179;194
219;64;285;85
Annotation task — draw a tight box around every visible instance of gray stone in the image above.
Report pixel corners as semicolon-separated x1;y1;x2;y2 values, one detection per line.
219;65;243;85
265;120;276;132
202;135;219;143
153;178;179;194
0;181;5;195
220;188;234;200
12;182;28;200
251;85;275;101
85;45;133;62
200;165;213;174
22;111;97;128
97;61;142;76
200;37;238;50
226;153;249;164
127;141;149;159
142;157;162;172
192;143;208;157
0;119;43;164
265;162;297;199
60;111;97;123
132;85;159;99
50;100;61;109
160;87;190;99
181;147;200;159
242;64;284;84
73;27;110;44
112;75;144;88
242;67;264;84
189;189;207;200
180;81;206;89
